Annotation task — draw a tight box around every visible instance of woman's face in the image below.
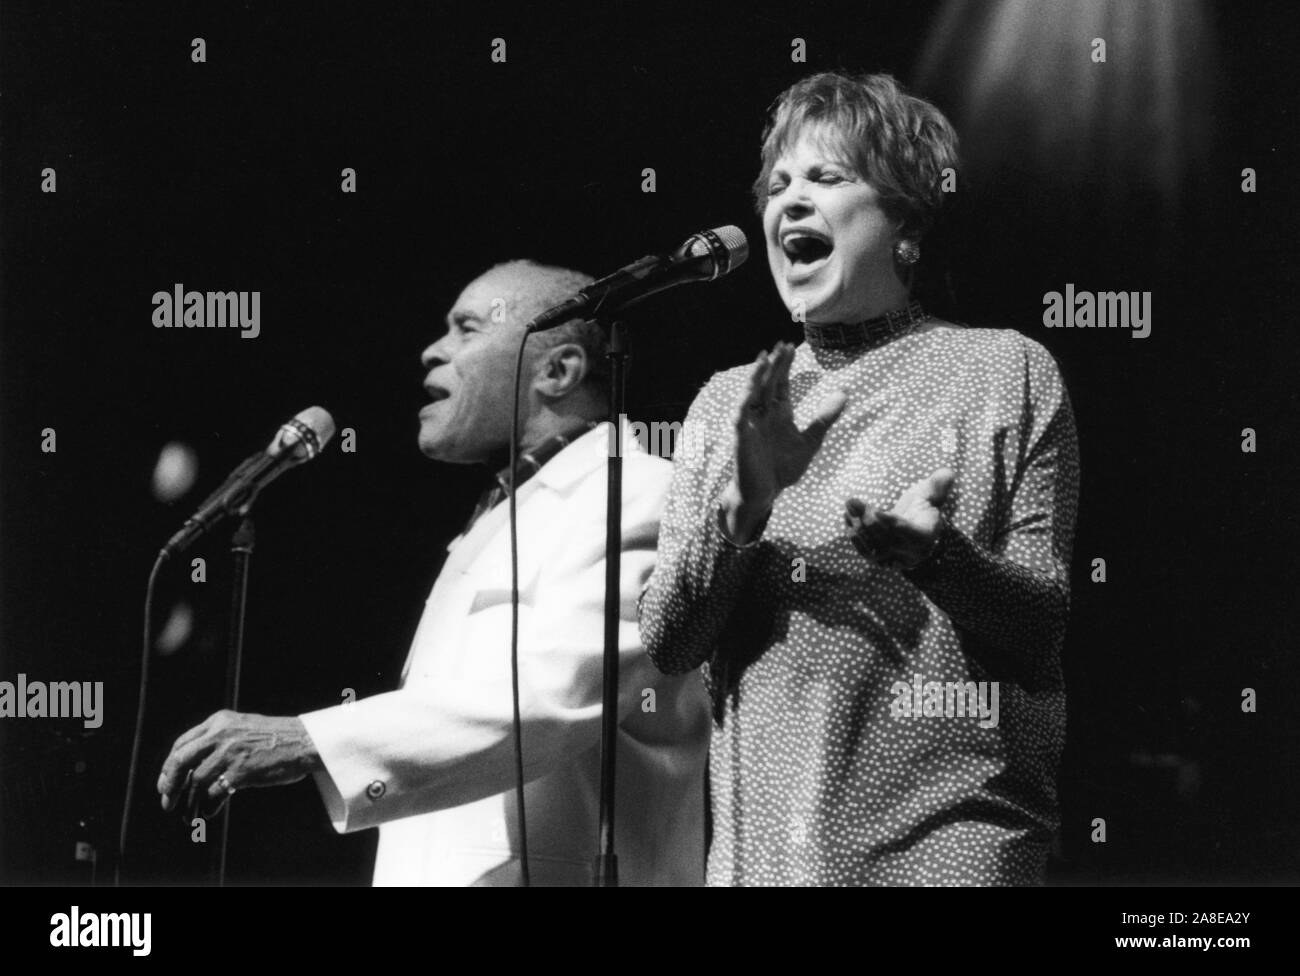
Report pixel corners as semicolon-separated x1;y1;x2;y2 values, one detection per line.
762;126;903;324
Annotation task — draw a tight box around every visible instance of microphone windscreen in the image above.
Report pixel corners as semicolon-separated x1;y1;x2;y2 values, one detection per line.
686;225;749;278
270;406;336;460
711;225;749;269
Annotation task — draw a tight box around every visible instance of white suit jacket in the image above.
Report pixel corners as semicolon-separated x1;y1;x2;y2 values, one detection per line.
299;422;710;885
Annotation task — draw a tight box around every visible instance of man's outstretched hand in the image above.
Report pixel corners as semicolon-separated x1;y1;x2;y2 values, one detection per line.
158;710;321;812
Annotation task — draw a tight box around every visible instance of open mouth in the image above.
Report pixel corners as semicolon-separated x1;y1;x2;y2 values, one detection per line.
421;385;452;416
780;229;834;268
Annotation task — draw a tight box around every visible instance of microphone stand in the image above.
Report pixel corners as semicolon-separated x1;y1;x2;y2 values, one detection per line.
593;319;627;887
214;516;255;887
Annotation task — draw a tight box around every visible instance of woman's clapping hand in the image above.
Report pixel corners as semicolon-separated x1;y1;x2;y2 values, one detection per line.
722;341;847;543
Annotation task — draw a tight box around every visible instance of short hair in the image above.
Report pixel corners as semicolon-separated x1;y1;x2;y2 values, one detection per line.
490;259;610;396
751;72;960;240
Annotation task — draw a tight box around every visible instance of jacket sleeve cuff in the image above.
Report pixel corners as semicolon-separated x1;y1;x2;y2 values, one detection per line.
298;705;370;833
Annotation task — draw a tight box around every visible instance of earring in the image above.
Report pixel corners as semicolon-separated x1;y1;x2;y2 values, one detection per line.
893;239;921;266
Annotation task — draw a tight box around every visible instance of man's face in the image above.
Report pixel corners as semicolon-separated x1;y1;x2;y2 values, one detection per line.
418;267;534;463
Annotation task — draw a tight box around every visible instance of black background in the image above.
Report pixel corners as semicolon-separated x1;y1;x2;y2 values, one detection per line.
1;0;1297;885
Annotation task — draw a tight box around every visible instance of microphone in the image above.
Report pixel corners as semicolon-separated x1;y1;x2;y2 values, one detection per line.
160;406;336;559
525;225;749;333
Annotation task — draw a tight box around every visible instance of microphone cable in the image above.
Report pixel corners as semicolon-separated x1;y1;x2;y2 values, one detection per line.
507;329;533;886
116;549;169;886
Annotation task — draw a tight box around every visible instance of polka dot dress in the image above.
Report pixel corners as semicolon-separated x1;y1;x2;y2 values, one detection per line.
638;322;1080;886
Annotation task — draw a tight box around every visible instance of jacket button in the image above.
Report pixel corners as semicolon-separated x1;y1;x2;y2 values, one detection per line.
365;780;386;801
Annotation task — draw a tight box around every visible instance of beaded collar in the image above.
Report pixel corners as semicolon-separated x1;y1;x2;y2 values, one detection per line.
803;300;930;351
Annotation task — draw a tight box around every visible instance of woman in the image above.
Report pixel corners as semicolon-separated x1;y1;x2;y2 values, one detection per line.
639;72;1079;885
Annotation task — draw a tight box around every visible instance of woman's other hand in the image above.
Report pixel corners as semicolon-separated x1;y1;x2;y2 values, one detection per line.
722;341;847;543
845;468;955;569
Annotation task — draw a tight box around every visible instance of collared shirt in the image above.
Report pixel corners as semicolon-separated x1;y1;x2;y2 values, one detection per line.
461;421;600;536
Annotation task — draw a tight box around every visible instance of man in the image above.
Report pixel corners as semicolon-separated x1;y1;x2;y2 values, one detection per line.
157;259;710;885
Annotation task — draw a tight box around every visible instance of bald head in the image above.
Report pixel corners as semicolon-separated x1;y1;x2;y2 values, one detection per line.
486;259;592;325
485;259;611;396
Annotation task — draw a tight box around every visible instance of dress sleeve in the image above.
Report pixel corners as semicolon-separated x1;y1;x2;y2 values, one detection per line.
638;377;767;675
903;336;1080;687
